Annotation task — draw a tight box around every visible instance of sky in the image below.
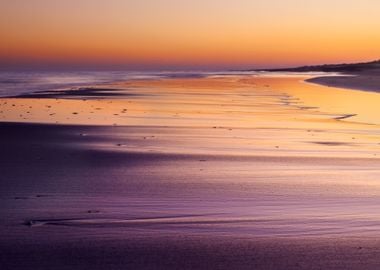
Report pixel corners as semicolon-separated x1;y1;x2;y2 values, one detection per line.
1;0;380;71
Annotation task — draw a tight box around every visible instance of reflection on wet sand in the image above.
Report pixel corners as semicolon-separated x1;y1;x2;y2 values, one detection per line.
1;75;380;156
1;74;380;269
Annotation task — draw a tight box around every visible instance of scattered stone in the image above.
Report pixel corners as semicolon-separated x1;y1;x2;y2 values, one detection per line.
14;196;28;200
24;220;37;227
87;210;100;214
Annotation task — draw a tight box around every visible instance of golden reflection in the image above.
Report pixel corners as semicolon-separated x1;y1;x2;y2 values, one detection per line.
1;75;379;158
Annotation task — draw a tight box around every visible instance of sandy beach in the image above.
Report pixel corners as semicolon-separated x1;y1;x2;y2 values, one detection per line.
1;74;380;269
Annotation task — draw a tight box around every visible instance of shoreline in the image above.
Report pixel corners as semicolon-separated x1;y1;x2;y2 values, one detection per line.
257;59;380;94
1;74;380;269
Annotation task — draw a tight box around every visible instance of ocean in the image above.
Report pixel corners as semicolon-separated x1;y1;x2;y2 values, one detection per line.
0;70;258;97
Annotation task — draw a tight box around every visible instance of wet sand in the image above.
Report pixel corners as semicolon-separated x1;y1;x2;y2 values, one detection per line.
1;75;380;269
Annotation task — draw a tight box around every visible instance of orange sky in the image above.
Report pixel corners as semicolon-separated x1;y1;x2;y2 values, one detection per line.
1;0;380;70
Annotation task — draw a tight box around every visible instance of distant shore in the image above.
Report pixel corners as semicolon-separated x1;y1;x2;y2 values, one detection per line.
256;59;380;93
306;72;380;93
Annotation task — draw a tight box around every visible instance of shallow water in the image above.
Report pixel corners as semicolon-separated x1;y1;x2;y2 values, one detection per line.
0;70;255;97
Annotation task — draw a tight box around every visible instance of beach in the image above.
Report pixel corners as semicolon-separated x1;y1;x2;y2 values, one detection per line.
1;73;380;269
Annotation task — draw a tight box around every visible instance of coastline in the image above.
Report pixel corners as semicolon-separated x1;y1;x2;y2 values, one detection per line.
259;60;380;94
1;74;380;269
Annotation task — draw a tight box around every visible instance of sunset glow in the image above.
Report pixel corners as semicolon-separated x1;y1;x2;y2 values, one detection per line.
2;0;380;70
3;1;380;269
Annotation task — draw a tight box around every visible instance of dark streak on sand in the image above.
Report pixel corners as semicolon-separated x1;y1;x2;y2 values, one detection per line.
334;114;358;120
13;87;144;99
310;141;353;146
